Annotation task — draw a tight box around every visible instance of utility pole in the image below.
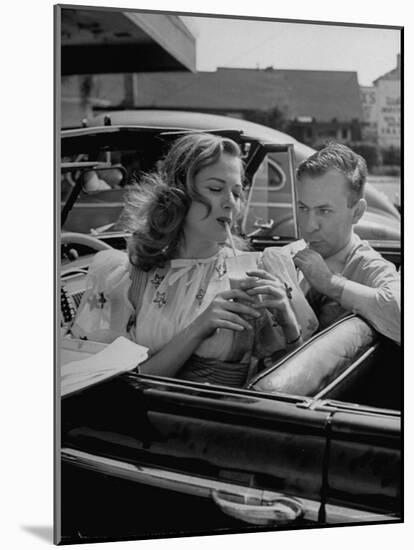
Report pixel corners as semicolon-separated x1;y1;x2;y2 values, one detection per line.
123;73;136;108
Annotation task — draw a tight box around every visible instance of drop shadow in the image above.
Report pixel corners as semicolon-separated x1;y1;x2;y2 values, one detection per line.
21;525;54;543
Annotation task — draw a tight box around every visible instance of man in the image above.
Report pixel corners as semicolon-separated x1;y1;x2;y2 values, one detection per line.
289;142;400;344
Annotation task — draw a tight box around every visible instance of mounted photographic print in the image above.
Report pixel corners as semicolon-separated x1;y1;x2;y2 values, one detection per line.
55;3;402;545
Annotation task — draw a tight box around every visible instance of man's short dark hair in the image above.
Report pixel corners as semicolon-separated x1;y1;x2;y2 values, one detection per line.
296;142;367;206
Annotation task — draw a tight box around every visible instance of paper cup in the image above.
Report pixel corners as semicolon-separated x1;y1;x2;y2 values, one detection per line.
226;254;258;290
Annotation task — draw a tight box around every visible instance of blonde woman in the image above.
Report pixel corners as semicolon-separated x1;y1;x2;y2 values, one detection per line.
72;133;318;387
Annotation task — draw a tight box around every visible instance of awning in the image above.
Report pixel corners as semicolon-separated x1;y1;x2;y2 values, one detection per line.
58;7;196;75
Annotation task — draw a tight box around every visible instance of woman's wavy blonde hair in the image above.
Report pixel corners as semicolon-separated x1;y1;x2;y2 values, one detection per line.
120;132;248;271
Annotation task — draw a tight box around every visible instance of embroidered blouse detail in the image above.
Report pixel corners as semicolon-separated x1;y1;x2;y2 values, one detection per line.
153;291;167;308
215;262;227;278
132;250;238;357
71;247;319;368
284;283;293;300
195;288;206;305
150;273;165;288
87;291;108;309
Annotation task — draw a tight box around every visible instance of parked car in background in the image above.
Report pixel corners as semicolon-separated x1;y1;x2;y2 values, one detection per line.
59;120;401;544
62;110;400;244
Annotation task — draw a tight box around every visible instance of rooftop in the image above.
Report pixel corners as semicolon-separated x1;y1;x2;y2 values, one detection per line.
131;67;363;122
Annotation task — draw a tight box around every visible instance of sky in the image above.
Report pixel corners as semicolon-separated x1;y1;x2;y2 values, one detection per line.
182;16;401;87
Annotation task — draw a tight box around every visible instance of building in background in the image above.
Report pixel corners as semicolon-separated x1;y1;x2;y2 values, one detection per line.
360;86;378;143
360;54;401;151
374;54;401;150
59;8;400;164
86;67;363;147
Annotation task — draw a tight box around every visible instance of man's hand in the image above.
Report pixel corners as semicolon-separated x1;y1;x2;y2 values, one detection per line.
242;269;302;344
293;248;346;301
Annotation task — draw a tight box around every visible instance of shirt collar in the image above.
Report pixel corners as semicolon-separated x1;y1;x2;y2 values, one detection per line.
325;232;360;273
170;250;222;269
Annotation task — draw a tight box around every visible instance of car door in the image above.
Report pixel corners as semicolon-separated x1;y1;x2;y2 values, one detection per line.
309;399;401;521
243;143;299;240
61;368;401;521
61;375;330;525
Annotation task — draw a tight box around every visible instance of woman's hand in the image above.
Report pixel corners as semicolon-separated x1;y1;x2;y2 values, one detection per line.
140;289;260;379
192;289;262;340
242;270;301;343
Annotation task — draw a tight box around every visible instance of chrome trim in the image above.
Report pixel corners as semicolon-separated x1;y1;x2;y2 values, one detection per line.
247;313;358;389
312;343;380;401
313;399;401;417
249;202;292;208
288;144;299;239
69;202;123;208
62;448;398;524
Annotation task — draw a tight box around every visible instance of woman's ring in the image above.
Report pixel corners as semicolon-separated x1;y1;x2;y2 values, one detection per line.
284;283;293;300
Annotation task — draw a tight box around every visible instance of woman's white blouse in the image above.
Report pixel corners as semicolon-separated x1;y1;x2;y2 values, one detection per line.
71;247;319;361
135;248;243;360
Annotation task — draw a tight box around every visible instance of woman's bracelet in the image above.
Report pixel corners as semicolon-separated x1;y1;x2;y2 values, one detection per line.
286;329;303;346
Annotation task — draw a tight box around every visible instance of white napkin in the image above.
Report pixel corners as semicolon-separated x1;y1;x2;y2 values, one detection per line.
61;336;148;397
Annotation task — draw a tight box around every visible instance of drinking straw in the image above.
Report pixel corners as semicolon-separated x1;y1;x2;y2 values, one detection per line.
225;222;237;256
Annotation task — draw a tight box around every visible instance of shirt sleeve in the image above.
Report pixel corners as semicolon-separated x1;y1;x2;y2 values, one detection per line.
340;256;401;344
70;249;133;343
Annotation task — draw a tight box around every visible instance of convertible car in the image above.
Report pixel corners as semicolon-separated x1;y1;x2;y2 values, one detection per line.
58;119;402;544
62;109;401;243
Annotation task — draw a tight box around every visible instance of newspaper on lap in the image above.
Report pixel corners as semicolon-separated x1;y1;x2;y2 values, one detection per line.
61;336;149;397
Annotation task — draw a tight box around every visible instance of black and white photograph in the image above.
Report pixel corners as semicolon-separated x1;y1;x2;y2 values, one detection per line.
4;1;409;549
55;2;403;546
